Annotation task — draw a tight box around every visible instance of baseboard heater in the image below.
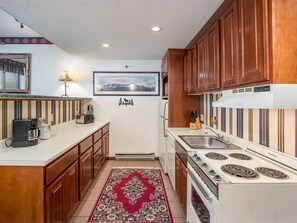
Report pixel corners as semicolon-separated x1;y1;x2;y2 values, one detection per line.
115;153;155;160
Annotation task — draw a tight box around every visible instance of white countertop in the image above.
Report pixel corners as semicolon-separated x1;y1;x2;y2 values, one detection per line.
0;120;109;166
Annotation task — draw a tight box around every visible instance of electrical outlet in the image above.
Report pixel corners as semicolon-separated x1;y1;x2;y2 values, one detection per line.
200;114;204;122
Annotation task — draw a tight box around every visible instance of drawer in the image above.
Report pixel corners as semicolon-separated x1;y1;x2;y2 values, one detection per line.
79;135;92;154
102;124;109;135
93;148;102;164
93;157;103;178
93;139;102;154
46;146;79;185
93;129;102;143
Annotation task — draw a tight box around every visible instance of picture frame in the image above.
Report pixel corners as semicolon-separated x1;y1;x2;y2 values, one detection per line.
93;71;160;96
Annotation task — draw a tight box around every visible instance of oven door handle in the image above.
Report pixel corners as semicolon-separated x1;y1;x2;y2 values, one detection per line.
188;168;212;202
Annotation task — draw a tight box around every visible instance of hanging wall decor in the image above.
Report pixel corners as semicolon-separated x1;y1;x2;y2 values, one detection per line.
93;71;160;96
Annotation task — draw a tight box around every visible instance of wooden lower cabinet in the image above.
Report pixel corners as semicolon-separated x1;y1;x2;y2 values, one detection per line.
65;161;79;222
180;162;187;214
79;148;93;199
46;161;79;223
0;124;109;223
46;172;66;223
175;154;187;216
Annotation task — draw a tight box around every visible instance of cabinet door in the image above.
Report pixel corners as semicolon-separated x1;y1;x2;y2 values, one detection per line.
180;162;187;216
46;173;66;223
190;44;198;92
175;154;181;197
206;21;220;90
238;0;269;84
183;50;192;94
220;0;239;88
197;35;207;92
79;148;93;199
65;161;79;223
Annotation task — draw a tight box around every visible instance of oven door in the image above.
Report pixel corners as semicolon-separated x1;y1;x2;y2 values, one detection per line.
187;164;218;223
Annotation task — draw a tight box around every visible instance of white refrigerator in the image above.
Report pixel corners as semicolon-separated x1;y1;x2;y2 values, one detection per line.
158;100;168;173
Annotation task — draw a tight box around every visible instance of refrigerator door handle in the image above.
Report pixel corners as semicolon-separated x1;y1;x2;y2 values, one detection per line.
163;101;168;118
163;119;168;137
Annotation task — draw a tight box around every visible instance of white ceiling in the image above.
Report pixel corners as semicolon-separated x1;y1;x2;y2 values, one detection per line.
0;0;223;60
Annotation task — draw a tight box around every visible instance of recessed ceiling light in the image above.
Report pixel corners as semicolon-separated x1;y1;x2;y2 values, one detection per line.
152;26;162;32
102;43;110;48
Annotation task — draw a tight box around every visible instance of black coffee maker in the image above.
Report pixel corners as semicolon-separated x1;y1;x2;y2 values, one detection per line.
12;119;39;147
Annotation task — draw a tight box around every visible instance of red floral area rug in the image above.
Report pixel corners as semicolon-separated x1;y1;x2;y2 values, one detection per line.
88;168;173;223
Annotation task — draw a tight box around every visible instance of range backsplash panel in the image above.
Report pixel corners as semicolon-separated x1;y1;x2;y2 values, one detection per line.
200;94;297;158
0;99;83;139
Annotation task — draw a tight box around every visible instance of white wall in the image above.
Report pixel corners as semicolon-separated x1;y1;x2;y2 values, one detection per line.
85;60;161;156
1;45;161;156
0;44;90;97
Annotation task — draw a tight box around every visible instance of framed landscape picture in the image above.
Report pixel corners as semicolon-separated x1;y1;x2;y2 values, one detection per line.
93;71;160;96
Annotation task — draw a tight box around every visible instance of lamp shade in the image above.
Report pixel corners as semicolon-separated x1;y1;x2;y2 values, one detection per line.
59;71;73;82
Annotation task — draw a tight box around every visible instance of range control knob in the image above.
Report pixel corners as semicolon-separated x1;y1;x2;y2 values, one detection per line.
201;163;208;168
209;169;216;176
193;154;198;157
196;156;202;162
214;175;222;181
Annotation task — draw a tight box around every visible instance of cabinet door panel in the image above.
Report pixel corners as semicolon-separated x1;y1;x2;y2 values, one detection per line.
46;173;65;223
197;36;207;91
79;148;93;199
206;21;220;90
238;0;269;84
180;162;187;216
220;0;239;88
65;161;79;223
175;154;181;197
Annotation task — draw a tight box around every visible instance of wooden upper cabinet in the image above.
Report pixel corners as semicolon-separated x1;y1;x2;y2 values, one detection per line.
206;21;221;90
238;0;270;85
220;0;239;88
183;50;191;94
197;35;207;92
184;45;198;93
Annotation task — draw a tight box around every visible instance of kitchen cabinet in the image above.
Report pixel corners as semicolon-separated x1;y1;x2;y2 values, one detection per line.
206;21;220;90
46;161;79;223
0;122;109;223
162;49;199;127
238;0;269;85
79;148;93;199
65;161;79;223
220;0;239;88
185;0;297;92
46;172;65;223
175;141;188;217
197;35;207;92
184;44;197;94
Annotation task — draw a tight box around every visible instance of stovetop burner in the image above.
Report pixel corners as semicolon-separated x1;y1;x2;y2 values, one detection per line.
255;167;289;179
221;164;259;179
229;153;252;160
205;152;228;160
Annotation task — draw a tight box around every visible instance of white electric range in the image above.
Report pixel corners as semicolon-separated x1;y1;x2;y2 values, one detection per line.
187;142;297;223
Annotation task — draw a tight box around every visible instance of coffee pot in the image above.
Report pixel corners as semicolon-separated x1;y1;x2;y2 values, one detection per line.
39;123;51;140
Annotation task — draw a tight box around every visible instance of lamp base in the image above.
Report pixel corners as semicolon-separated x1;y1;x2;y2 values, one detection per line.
61;94;69;97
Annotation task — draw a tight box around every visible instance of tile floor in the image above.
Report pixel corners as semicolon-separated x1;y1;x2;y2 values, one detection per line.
70;160;186;223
